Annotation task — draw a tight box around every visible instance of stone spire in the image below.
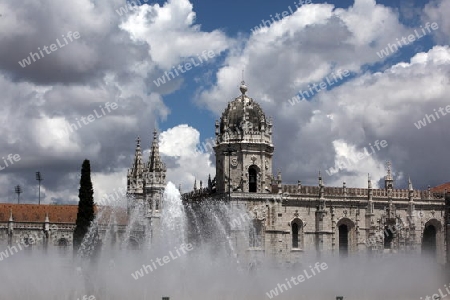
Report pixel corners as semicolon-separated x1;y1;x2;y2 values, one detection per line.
133;136;144;176
367;175;374;214
384;161;394;190
127;136;144;194
8;209;13;235
148;129;166;173
318;171;324;199
408;177;414;201
44;212;50;232
142;128;166;218
368;173;373;202
408;177;415;222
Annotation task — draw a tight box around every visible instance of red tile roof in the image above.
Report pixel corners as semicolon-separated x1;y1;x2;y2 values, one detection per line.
0;204;128;225
430;182;450;193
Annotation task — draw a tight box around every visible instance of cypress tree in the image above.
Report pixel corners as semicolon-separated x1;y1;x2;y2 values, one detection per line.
73;159;95;254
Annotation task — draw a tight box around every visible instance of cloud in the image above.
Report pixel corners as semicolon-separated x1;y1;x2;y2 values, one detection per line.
0;0;226;203
119;0;231;70
159;124;215;191
423;0;450;44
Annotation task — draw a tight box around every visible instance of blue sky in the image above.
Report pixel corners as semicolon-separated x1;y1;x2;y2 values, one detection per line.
0;0;449;203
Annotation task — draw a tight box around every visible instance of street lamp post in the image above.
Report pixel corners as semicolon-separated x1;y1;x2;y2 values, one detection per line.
15;185;22;204
36;171;43;205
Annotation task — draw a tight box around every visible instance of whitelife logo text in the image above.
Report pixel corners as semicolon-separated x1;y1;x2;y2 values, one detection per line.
18;31;80;68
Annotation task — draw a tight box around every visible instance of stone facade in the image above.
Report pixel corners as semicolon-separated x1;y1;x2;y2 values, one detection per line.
0;205;78;255
0;204;130;256
0;130;166;256
182;82;447;265
0;82;446;265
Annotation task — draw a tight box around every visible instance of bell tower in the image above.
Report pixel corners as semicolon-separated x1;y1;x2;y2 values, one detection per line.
214;82;274;195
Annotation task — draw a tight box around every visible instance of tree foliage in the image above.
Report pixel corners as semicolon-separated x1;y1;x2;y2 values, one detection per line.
73;159;95;253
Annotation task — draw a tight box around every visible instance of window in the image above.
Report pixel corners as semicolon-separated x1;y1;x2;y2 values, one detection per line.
384;226;394;249
291;219;303;249
249;220;262;247
339;224;348;257
292;223;299;248
422;224;437;257
57;238;69;254
249;166;257;193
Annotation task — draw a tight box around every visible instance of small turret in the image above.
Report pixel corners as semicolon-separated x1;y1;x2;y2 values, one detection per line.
408;177;415;221
408;177;414;201
8;209;13;233
368;173;373;202
343;182;347;199
384;161;394;191
318;171;324;199
44;212;50;232
8;209;13;246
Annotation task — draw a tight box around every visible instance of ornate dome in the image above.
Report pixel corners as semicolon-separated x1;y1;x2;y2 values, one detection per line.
219;82;268;135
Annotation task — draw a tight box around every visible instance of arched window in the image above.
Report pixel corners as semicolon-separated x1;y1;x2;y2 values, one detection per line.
422;224;437;257
291;219;303;249
127;238;140;250
57;238;69;255
384;226;394;249
339;224;348;257
248;166;257;193
292;223;299;248
58;238;68;247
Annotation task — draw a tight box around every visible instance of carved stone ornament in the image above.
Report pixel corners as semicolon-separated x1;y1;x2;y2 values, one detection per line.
231;158;238;167
252;205;266;221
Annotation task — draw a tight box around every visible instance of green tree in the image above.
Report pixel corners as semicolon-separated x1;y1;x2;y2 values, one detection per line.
73;159;95;254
